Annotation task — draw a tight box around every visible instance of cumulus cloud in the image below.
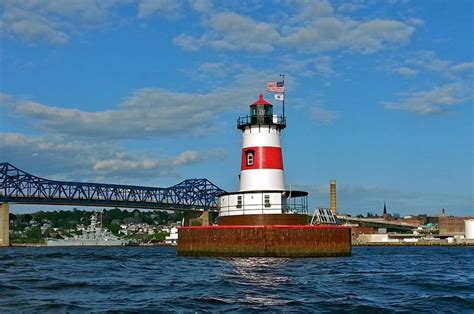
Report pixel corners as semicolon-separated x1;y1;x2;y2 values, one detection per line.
1;5;69;44
0;132;223;183
382;52;473;114
1;0;418;51
407;51;474;79
174;1;416;53
180;12;280;52
189;0;214;13
384;82;470;114
0;70;279;139
0;0;125;44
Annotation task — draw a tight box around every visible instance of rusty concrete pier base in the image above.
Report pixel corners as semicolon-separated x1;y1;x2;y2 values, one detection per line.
178;225;351;257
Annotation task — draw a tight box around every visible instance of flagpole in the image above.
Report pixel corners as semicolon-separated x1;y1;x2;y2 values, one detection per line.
279;74;285;119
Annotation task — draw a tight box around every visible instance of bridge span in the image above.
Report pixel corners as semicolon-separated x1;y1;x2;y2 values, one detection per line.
0;162;226;246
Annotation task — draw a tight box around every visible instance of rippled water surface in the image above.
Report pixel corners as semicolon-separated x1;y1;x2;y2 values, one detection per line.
1;246;473;312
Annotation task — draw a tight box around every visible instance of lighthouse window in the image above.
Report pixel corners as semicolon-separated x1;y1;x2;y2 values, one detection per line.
246;151;254;166
264;195;271;207
237;195;242;209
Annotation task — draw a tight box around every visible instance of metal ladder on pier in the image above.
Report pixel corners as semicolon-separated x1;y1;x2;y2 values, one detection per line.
310;208;337;225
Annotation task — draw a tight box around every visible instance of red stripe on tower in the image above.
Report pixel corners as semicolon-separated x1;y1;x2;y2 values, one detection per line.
241;147;283;170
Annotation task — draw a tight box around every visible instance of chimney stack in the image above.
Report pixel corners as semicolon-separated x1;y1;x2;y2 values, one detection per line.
330;179;337;215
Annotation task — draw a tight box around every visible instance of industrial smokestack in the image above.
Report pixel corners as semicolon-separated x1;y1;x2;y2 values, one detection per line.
330;179;337;215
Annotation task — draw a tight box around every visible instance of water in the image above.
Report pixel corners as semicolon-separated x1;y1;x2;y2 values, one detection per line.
0;246;473;312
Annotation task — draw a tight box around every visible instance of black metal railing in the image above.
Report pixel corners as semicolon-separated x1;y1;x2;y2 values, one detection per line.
219;202;308;216
237;115;286;129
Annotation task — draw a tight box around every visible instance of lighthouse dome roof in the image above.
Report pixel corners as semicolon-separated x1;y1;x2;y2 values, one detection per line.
253;93;271;106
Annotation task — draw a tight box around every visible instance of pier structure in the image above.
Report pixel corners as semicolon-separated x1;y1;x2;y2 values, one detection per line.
0;203;8;246
178;89;351;257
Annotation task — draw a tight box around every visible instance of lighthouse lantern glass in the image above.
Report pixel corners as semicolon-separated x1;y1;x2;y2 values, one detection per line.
250;104;273;124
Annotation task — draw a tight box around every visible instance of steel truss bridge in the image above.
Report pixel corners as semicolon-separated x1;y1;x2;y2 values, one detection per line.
0;162;226;212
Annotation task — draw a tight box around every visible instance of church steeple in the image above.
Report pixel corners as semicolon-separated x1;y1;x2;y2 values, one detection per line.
383;202;387;215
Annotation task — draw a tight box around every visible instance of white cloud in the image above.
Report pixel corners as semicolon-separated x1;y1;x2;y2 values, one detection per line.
1;0;418;51
407;51;474;79
450;62;474;73
0;71;279;139
382;52;473;114
0;0;126;44
337;2;364;13
392;67;417;77
189;0;214;13
173;34;200;51
172;150;223;166
138;0;182;18
342;19;415;53
205;12;280;52
0;132;222;182
175;2;416;53
384;82;470;115
292;0;334;19
1;6;69;44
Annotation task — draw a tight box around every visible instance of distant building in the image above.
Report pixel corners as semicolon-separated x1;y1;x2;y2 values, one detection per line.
439;217;473;235
164;227;178;245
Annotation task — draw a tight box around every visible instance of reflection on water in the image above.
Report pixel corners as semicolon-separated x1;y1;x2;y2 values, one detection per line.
223;258;292;306
226;258;290;284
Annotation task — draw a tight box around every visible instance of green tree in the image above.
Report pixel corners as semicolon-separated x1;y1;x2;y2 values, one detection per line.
153;231;168;242
105;223;121;235
26;227;42;239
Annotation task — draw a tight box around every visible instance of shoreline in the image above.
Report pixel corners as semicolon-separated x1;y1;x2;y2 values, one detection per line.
354;242;474;246
3;243;177;248
3;242;473;248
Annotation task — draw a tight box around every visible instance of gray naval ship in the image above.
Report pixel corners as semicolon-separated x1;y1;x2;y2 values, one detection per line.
47;212;129;246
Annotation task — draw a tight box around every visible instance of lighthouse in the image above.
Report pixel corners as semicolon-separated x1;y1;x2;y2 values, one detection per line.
218;93;309;224
178;82;352;257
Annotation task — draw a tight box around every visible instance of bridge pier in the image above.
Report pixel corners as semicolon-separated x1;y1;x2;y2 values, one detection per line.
0;203;9;247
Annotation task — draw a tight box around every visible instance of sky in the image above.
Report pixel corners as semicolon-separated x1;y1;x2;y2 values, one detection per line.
0;0;472;216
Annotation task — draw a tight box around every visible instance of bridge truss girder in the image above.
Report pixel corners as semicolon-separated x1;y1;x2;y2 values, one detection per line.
0;163;225;212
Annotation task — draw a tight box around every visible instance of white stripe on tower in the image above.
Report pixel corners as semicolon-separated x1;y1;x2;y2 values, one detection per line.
239;125;285;191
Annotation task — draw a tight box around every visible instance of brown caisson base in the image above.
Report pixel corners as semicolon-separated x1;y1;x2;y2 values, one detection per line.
177;225;352;257
218;213;308;226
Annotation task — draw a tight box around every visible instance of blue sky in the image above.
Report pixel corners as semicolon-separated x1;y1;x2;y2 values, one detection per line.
0;0;472;216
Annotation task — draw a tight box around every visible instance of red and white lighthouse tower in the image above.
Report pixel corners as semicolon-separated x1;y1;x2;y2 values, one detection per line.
218;92;308;223
239;94;285;192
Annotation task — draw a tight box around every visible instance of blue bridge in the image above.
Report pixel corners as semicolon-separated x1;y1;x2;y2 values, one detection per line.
0;162;225;211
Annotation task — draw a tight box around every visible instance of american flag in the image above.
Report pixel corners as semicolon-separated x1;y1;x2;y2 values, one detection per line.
266;81;285;93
